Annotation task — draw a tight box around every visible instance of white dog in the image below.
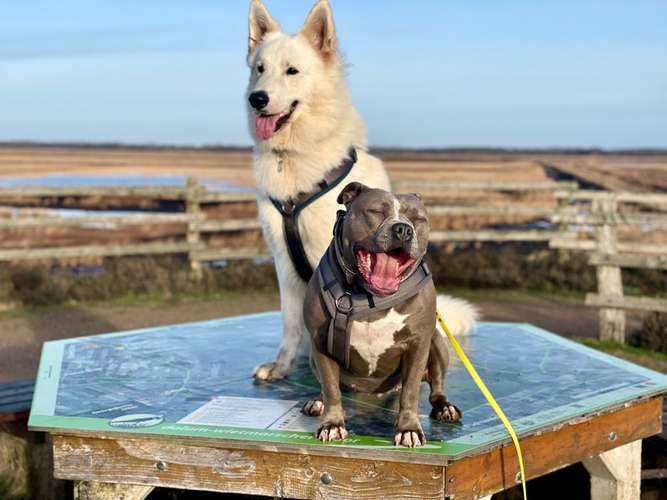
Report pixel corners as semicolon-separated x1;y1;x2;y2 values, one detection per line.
246;0;477;380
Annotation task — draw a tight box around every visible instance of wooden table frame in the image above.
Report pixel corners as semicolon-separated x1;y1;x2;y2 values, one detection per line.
50;396;662;500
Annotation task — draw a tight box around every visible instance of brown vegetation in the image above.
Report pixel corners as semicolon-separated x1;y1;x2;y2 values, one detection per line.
630;312;667;354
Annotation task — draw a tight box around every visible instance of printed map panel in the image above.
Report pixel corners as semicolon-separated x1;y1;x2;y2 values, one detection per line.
29;312;667;459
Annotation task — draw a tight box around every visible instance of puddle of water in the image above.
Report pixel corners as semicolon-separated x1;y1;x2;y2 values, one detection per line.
0;174;256;218
0;174;253;193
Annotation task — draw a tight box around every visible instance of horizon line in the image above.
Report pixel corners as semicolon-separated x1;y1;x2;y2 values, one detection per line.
1;141;666;156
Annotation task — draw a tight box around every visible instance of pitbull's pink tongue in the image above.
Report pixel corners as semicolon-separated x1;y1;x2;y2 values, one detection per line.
369;252;401;294
255;114;281;141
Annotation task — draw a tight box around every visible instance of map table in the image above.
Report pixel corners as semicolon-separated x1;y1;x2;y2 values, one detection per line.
29;312;667;499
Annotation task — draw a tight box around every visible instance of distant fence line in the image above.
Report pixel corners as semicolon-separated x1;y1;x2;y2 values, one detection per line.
0;184;255;203
1;177;666;342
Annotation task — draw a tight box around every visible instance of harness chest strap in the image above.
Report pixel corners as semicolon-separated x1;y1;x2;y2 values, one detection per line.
317;244;432;369
269;147;358;283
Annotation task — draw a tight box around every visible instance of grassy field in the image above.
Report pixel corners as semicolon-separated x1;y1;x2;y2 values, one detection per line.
579;339;667;374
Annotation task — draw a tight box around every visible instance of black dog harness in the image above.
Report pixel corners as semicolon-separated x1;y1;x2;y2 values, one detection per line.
269;147;358;282
316;213;432;369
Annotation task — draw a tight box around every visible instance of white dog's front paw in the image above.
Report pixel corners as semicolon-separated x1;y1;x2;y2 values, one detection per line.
253;361;287;381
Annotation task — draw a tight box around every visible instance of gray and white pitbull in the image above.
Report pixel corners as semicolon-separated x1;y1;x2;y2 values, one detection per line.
302;182;461;447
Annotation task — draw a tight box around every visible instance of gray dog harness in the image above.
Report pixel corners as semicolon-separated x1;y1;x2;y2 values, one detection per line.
317;214;432;369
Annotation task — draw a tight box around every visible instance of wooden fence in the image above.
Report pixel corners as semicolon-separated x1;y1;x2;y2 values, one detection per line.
0;178;577;262
1;177;666;342
0;179;262;268
394;179;578;243
550;190;667;342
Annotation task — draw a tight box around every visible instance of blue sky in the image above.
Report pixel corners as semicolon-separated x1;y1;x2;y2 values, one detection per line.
1;1;665;148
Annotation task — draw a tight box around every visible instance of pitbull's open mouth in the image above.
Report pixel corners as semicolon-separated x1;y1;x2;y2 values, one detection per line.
255;100;299;141
356;248;415;296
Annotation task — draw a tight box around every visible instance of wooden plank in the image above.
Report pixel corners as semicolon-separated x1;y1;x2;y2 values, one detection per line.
445;397;663;499
593;198;626;342
554;190;667;205
549;239;597;251
589;253;667;270
200;192;256;203
53;435;445;499
427;205;553;217
551;212;667;228
192;218;261;232
430;229;561;242
549;239;667;255
0;214;196;229
0;214;260;232
586;294;667;313
186;177;203;278
642;468;667;480
0;185;256;203
191;247;269;261
393;180;577;191
0;241;194;261
0;186;188;200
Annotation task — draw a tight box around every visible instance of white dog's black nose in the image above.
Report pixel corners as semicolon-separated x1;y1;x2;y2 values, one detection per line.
392;222;414;241
249;91;269;110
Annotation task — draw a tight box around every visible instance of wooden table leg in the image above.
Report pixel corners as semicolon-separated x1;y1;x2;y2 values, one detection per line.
583;439;642;500
74;481;154;500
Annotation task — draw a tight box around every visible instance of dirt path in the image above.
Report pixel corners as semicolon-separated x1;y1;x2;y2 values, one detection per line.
0;291;645;383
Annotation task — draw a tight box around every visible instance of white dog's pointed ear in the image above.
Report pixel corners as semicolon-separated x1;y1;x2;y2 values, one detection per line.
300;0;337;58
248;0;280;57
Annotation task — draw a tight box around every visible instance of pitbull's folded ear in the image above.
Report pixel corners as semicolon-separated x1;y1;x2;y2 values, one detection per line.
337;182;369;208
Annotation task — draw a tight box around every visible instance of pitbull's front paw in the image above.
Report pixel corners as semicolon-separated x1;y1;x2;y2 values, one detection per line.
430;395;462;422
253;361;287;381
394;429;425;448
302;397;325;417
316;421;348;442
394;411;426;448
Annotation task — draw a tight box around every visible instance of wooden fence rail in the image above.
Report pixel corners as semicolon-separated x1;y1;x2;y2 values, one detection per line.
0;185;256;203
588;253;667;271
0;177;577;266
554;189;667;206
394;180;579;191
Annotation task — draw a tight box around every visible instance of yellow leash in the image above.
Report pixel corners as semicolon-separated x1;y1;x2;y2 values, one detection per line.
436;311;528;500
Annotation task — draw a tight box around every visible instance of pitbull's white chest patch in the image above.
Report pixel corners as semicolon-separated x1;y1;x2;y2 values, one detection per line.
350;308;409;375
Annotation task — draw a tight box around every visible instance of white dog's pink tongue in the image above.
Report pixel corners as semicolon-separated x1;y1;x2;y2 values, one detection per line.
369;253;401;294
255;114;281;140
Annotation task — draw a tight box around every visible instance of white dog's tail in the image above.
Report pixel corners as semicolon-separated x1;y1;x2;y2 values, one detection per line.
435;295;479;336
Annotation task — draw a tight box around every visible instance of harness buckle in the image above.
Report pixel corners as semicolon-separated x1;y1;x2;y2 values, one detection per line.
282;200;295;215
335;292;353;314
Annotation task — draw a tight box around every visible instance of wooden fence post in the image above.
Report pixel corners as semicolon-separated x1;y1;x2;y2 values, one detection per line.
554;185;575;265
592;198;626;342
186;177;203;281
